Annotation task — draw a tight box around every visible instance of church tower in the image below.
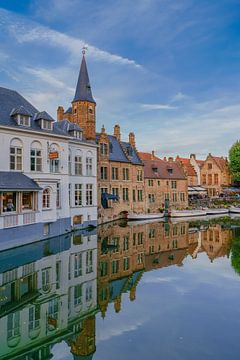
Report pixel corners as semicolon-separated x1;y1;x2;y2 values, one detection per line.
71;51;96;140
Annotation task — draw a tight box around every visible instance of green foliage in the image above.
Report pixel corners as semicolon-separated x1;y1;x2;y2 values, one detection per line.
231;235;240;275
229;140;240;181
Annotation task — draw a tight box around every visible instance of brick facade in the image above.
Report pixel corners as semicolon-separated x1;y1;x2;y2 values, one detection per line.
200;153;231;197
97;126;145;224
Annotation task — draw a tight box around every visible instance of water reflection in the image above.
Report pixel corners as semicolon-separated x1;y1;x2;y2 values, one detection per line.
0;218;237;359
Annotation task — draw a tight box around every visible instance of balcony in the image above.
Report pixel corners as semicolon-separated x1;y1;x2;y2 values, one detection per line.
1;212;37;229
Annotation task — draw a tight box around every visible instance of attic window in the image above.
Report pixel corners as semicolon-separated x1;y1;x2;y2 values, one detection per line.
41;119;52;131
167;168;173;175
152;167;158;173
19;115;30;127
127;147;133;156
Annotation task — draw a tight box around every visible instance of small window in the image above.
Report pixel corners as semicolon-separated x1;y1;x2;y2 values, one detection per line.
41;120;52;131
42;188;50;209
19;115;30;127
43;223;50;236
73;215;83;225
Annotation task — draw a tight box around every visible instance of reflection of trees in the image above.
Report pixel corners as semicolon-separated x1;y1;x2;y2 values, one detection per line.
231;231;240;274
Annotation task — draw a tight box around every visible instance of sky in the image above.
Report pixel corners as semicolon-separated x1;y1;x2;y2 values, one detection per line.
0;0;240;158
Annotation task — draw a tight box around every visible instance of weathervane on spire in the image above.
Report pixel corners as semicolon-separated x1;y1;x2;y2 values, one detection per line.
82;46;88;55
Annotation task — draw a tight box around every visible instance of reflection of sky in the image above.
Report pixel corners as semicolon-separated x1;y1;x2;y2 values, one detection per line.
93;253;240;360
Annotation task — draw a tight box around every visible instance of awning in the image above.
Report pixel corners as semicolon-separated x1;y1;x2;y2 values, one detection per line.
222;187;240;194
0;172;42;191
188;186;207;195
101;192;119;209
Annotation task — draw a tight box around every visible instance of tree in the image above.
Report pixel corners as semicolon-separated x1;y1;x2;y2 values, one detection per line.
229;140;240;182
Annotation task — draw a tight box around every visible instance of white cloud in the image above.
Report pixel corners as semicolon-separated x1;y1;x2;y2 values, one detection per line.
24;67;75;93
171;92;190;102
141;103;177;110
0;9;142;69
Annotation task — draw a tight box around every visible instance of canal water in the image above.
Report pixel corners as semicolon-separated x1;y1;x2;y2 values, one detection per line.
1;216;240;359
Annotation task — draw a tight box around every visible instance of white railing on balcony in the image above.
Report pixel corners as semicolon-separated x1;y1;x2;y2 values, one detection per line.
3;214;18;228
23;212;36;225
1;212;37;229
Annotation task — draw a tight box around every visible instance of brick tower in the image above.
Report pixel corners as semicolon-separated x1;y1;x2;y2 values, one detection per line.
71;51;96;140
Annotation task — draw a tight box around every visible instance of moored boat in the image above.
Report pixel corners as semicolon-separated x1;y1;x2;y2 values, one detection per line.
127;213;164;221
170;209;207;218
205;208;229;215
229;207;240;214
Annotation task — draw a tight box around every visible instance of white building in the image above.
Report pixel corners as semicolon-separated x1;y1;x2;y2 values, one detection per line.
0;81;97;249
0;230;98;359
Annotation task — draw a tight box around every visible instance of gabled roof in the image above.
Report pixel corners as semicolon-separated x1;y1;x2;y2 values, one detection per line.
143;159;186;180
176;156;197;177
96;133;143;165
73;55;95;103
121;141;142;165
0;87;96;142
10;105;33;117
54;120;83;137
138;151;161;161
0;87;65;135
34;111;54;122
0;172;41;191
211;156;228;171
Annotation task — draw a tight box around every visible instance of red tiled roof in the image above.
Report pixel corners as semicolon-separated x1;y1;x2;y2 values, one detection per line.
196;159;204;167
143;158;187;180
138;152;161;161
176;156;197;177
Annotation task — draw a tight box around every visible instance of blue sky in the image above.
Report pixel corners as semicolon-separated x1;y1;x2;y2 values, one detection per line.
0;0;240;158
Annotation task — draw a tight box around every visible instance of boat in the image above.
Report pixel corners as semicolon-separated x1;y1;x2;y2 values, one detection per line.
205;208;229;215
127;213;164;221
127;218;164;226
170;209;207;218
229;207;240;214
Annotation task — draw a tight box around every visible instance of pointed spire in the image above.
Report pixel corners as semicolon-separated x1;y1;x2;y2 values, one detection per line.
73;53;95;103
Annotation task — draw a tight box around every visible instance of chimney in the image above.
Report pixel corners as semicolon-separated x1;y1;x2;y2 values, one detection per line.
57;106;64;121
163;156;167;161
151;150;155;160
129;132;136;148
114;124;121;141
190;153;196;160
168;157;173;162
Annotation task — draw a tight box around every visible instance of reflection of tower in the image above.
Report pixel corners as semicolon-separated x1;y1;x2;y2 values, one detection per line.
98;285;110;318
70;316;96;359
114;296;122;313
130;286;136;301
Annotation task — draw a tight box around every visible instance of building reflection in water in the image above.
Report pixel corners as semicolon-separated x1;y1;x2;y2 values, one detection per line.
0;219;233;359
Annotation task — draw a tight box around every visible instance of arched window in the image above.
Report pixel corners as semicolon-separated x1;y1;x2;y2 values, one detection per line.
10;138;23;171
75;150;82;175
86;151;93;176
42;188;50;209
30;141;42;172
49;143;60;173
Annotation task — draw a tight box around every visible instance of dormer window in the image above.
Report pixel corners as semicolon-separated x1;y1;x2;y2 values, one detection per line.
19;115;30;127
41;119;53;131
10;106;32;127
167;168;173;175
127;146;133;157
74;131;82;139
152;167;158;174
